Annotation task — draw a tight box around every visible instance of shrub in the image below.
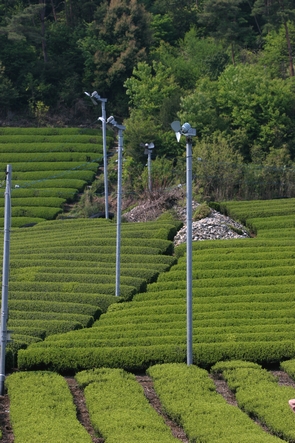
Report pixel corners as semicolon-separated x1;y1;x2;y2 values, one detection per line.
5;371;92;443
75;368;179;443
148;363;282;443
192;202;211;221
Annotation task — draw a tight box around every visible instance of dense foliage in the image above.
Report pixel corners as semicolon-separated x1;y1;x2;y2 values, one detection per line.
0;0;295;200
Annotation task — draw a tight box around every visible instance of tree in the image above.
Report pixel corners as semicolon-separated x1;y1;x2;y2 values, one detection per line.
124;60;181;160
253;0;295;76
0;62;19;116
192;132;244;201
179;63;295;162
80;0;152;116
153;28;230;90
258;22;295;78
197;0;256;64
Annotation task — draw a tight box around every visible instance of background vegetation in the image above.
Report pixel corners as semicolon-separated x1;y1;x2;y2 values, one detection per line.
1;0;295;202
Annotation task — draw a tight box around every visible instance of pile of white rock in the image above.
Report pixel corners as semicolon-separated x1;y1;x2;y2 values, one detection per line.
173;204;250;247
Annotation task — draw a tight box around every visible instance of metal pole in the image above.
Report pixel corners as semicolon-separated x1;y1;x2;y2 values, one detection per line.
0;165;11;395
101;100;109;219
115;128;124;296
186;138;193;365
148;149;152;192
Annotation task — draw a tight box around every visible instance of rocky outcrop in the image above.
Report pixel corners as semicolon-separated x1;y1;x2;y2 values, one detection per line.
173;205;250;246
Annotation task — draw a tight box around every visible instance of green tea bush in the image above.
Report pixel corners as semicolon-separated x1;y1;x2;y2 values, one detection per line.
3;152;100;162
8;281;137;299
0;161;99;171
0;134;102;143
5;371;93;443
9;319;83;337
0;127;112;136
11;187;78;200
9;291;117;313
8;206;63;219
212;360;295;441
75;368;179;443
10;309;94;328
9;299;102;320
11;326;46;340
280;359;295;380
12;178;86;189
0;142;102;153
148;363;282;443
18;344;187;372
10;197;66;207
12;169;96;182
0;217;46;227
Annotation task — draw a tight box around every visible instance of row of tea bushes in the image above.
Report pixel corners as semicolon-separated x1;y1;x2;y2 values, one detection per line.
218;199;295;222
148;363;284;443
4;217;179;361
212;360;295;442
0;127;109;226
5;371;93;443
17;198;295;372
6;364;291;443
75;368;179;443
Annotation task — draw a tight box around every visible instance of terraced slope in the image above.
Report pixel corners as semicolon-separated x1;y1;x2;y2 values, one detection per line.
0;127;111;226
18;198;295;372
3;215;179;363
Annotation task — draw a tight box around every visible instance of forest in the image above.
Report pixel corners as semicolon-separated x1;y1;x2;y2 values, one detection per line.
0;0;295;201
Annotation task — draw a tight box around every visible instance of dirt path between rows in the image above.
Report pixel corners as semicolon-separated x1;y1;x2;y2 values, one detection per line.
1;370;295;443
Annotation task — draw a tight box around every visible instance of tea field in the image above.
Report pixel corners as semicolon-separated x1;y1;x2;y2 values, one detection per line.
2;127;295;442
0;127;111;227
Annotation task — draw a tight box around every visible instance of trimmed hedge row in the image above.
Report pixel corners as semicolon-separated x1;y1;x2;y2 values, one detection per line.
158;265;295;281
3;152;101;162
212;360;295;441
11;187;78;200
148;363;282;443
9;291;118;313
10;309;94;328
0;217;46;227
219;197;295;214
9;319;83;338
28;331;295;349
0;206;63;219
0;142;104;153
9;299;102;319
10;266;160;285
5;371;93;443
10;237;173;255
75;368;179;443
17;341;295;372
0;134;103;143
0;127;104;135
8;281;137;299
9;259;169;274
174;257;295;270
10;272;148;293
9;197;67;207
0;161;99;172
9;252;176;267
12;169;96;182
12;178;87;189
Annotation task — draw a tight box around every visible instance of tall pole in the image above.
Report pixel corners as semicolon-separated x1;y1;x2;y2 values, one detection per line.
115;126;125;296
84;91;109;219
171;121;195;366
186;138;193;365
147;149;152;193
101;99;109;219
0;165;12;395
